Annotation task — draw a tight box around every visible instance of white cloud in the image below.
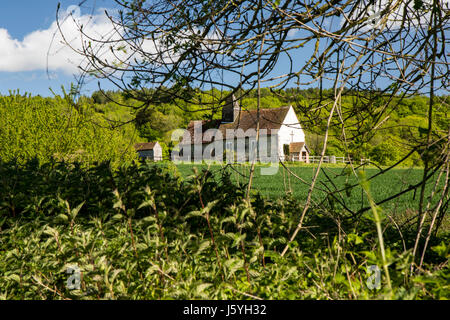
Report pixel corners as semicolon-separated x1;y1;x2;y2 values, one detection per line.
345;0;450;32
0;5;242;77
0;6;128;74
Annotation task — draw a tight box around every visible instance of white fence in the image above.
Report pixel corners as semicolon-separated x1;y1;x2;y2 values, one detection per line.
292;155;370;165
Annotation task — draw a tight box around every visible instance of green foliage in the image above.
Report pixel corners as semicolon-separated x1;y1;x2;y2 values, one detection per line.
135;107;182;142
91;91;111;104
0;92;137;167
369;140;400;166
89;87;449;167
0;160;448;299
3;88;447;167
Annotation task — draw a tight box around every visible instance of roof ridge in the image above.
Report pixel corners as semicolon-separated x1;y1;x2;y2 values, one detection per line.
241;105;290;112
134;141;158;151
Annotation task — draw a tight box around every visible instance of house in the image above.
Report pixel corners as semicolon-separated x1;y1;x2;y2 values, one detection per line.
175;95;309;163
134;142;163;161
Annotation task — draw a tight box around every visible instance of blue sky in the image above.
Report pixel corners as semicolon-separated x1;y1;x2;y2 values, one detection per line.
0;0;306;97
0;0;117;97
0;1;385;98
0;1;340;98
0;1;440;97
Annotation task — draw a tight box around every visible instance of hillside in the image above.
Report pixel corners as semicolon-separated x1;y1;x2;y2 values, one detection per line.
1;88;448;167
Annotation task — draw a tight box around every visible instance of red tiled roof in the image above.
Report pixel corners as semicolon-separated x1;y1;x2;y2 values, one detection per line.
219;106;290;133
289;142;305;153
181;106;291;144
183;119;222;144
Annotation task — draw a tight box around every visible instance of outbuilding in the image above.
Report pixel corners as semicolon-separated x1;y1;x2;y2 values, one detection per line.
134;142;163;161
288;142;310;163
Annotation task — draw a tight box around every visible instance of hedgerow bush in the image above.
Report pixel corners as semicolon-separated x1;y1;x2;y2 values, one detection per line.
0;92;137;166
0;160;448;299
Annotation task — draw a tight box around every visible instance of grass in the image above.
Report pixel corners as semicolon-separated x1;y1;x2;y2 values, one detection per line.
169;162;439;216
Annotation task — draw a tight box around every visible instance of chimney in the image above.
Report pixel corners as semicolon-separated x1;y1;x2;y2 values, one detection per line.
221;94;240;123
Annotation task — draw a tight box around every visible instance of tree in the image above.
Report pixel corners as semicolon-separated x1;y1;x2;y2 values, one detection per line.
59;0;449;267
370;140;400;165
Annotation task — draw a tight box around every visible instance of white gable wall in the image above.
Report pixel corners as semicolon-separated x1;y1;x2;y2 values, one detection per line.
277;106;305;160
153;143;163;160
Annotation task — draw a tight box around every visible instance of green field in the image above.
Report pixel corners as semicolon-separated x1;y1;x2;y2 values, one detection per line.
173;163;438;215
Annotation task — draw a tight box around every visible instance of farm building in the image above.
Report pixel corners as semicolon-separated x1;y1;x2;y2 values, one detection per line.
288;142;310;162
134;142;163;161
175;95;310;163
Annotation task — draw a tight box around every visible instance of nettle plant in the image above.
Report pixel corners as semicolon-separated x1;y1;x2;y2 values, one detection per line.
0;160;448;299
